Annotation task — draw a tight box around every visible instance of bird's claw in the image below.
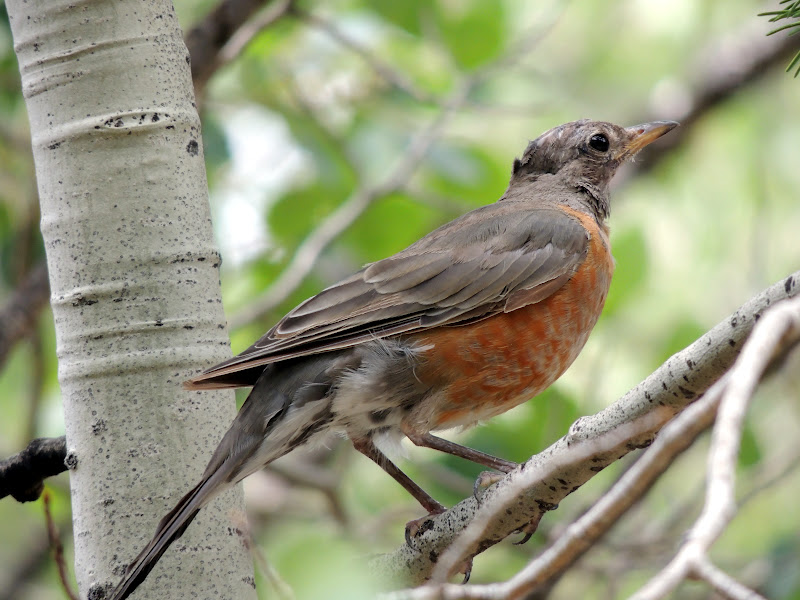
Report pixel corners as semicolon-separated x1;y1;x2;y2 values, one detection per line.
461;558;473;584
472;470;505;503
513;512;544;545
405;508;446;548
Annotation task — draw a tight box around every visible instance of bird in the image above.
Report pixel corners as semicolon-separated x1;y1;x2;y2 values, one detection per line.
110;118;677;599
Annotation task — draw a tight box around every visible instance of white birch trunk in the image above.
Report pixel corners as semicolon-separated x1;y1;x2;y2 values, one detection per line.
7;1;256;598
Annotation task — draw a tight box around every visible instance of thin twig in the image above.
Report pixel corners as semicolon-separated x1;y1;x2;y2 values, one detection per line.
43;491;78;600
186;0;296;95
235;512;296;600
0;261;49;372
690;556;766;600
291;7;434;103
215;0;296;75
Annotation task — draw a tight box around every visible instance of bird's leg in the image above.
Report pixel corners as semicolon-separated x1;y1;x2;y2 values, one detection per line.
351;437;445;515
403;430;518;473
404;431;540;546
352;437;447;547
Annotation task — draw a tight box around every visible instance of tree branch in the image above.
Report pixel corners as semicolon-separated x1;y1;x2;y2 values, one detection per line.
374;270;800;589
0;261;49;372
208;0;295;88
43;491;79;600
290;7;434;103
0;513;70;600
628;295;800;600
0;436;67;502
690;557;765;600
186;0;295;95
629;19;800;180
444;373;726;599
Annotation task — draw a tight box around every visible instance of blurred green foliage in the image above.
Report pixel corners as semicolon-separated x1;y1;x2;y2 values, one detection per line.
1;0;800;598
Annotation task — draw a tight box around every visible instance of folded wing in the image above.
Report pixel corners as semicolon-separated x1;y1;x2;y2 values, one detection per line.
186;204;589;389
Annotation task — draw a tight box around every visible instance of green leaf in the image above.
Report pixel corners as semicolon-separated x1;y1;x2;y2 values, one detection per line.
268;182;346;248
763;537;800;599
421;143;509;207
738;423;762;468
463;387;581;469
433;0;507;70
603;227;648;316
787;50;800;77
657;318;707;364
337;192;441;261
759;0;800;76
368;0;428;37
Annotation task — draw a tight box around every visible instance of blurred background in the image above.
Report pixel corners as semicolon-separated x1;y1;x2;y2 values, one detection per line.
1;0;799;598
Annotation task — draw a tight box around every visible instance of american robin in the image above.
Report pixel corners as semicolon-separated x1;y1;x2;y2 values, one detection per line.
110;118;677;599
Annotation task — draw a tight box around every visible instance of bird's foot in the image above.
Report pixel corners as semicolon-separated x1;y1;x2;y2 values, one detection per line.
513;511;545;545
460;558;473;584
405;506;446;547
472;470;507;503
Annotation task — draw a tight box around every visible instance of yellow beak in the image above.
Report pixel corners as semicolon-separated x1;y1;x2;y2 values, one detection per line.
616;121;679;159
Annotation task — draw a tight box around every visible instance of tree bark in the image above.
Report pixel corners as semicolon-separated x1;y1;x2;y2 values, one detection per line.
6;1;256;598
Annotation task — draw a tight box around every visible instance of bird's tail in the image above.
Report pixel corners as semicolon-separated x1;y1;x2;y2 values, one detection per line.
109;464;233;600
109;353;346;599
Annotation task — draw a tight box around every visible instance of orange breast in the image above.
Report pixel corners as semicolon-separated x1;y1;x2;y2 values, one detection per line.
411;207;614;430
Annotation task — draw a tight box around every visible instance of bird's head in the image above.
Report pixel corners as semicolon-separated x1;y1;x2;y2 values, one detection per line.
510;119;678;220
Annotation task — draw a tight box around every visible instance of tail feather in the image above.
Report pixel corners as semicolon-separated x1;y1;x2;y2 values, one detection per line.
109;468;230;600
111;354;345;599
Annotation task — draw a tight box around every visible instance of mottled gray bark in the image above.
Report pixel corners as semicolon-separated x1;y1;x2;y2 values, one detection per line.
6;1;255;598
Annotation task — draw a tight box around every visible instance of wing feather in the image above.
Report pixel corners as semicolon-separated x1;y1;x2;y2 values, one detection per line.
186;204;591;389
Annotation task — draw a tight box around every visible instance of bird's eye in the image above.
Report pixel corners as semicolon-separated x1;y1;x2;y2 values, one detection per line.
589;133;609;152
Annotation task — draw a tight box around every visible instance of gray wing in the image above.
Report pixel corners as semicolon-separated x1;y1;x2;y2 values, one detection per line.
186;204;589;389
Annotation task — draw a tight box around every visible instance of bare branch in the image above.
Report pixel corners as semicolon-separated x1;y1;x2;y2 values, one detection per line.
628;295;800;600
0;261;49;372
373;271;799;588
0;436;67;503
690;557;765;600
480;377;725;596
291;7;433;103
212;0;295;80
43;491;78;600
186;0;295;95
628;19;800;180
379;386;724;600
